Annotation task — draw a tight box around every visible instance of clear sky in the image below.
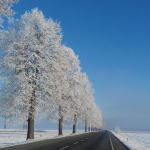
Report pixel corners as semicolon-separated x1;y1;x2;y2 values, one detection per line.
1;0;150;130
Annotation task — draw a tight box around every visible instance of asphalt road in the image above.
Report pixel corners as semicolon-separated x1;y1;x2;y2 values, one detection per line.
0;130;129;150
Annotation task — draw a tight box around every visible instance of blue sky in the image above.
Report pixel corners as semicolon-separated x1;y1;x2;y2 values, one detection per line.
1;0;150;130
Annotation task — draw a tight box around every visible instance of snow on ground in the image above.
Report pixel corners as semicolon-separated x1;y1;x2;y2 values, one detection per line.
111;129;150;150
0;129;84;148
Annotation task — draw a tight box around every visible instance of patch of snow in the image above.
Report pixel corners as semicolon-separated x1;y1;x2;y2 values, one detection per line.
0;129;85;148
111;130;150;150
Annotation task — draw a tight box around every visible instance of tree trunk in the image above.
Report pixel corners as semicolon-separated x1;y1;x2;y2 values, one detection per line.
27;116;34;139
59;105;63;135
73;114;77;134
4;117;6;129
23;120;26;130
24;116;27;129
88;127;90;132
23;115;28;129
4;123;6;129
73;124;76;134
27;79;36;139
85;120;87;132
59;116;63;135
26;31;39;140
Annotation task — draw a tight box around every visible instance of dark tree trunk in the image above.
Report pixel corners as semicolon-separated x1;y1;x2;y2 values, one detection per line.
59;105;63;135
73;124;76;134
26;28;40;140
85;120;87;132
27;79;36;139
24;116;27;129
59;116;63;135
27;116;34;139
4;123;6;129
73;114;77;134
23;120;26;130
88;127;90;132
4;117;6;129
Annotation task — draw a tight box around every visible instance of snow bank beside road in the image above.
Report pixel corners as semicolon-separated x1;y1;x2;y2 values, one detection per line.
111;130;150;150
0;129;84;148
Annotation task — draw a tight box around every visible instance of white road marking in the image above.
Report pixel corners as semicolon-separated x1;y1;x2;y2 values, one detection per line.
73;142;79;144
81;139;84;141
86;138;88;139
59;146;69;150
108;132;115;150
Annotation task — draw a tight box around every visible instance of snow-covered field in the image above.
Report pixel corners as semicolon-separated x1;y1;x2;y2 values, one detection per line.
111;130;150;150
0;129;84;148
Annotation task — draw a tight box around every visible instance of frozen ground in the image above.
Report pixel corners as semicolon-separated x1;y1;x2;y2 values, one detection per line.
111;130;150;150
0;129;84;148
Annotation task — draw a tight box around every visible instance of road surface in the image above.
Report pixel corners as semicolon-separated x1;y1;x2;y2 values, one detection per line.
0;130;129;150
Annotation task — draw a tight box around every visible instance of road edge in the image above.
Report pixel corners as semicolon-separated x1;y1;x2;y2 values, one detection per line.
0;131;101;149
108;131;115;150
109;131;130;150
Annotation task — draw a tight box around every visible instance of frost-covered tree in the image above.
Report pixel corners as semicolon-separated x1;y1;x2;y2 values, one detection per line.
71;73;88;133
69;72;104;133
57;71;94;134
0;7;104;136
46;45;81;135
76;73;94;132
60;46;81;134
0;8;62;139
88;103;104;130
0;0;19;33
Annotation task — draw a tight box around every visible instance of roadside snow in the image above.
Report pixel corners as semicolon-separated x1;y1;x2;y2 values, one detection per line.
0;129;84;148
111;130;150;150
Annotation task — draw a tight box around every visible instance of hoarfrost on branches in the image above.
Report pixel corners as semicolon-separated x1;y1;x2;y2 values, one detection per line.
0;8;62;125
0;0;19;33
0;7;104;136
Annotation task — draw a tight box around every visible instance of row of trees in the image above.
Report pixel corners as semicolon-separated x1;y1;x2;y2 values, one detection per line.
0;4;104;139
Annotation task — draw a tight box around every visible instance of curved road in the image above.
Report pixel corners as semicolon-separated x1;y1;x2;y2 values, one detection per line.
0;130;129;150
